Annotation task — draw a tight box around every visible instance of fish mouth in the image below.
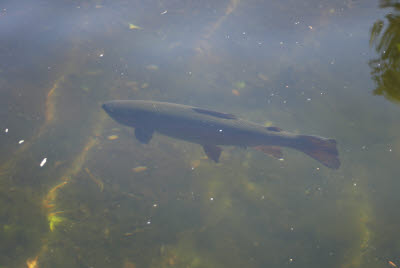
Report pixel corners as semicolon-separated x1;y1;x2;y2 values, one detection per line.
102;102;113;114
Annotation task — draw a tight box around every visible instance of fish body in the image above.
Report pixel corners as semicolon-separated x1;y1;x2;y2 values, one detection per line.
102;100;340;169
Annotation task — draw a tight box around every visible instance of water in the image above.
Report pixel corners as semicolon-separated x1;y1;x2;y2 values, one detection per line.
1;0;400;267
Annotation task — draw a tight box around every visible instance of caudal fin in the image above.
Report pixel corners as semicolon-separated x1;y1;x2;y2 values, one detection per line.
298;135;340;169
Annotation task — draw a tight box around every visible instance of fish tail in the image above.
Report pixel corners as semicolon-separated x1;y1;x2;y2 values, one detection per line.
297;135;340;169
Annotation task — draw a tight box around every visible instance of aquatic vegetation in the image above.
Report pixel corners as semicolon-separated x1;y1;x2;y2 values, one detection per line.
85;168;104;192
369;0;400;103
234;81;246;89
48;212;65;232
26;256;38;268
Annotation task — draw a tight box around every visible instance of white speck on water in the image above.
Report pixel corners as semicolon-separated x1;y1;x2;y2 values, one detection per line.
289;258;294;262
316;167;320;170
261;195;265;200
210;197;214;201
362;145;367;150
280;41;284;45
279;158;285;161
294;21;300;25
219;129;223;132
18;140;24;144
40;158;47;167
99;53;104;57
5;128;8;133
147;221;151;225
353;183;357;186
290;227;294;231
283;100;287;104
153;204;158;207
242;32;246;35
307;98;311;101
161;10;167;14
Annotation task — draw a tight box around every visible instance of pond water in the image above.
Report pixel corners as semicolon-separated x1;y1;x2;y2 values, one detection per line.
1;0;400;267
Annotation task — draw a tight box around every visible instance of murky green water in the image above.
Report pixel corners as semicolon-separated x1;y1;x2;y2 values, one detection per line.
1;0;400;267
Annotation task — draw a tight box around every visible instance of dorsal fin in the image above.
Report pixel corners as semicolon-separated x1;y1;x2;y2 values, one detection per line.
135;128;154;144
266;126;282;132
192;108;237;120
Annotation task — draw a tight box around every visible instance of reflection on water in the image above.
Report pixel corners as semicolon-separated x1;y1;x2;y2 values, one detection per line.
370;0;400;103
1;0;400;267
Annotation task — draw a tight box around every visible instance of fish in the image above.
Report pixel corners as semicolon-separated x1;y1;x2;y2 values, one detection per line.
102;100;340;169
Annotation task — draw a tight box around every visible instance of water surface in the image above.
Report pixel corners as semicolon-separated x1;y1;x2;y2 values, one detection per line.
1;0;400;267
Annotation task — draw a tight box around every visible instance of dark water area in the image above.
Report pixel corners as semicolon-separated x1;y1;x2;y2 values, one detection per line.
1;0;400;267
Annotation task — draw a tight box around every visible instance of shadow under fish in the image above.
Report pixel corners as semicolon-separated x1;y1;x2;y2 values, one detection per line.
102;100;340;169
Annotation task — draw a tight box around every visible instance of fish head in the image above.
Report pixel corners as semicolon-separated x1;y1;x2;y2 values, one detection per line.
102;100;156;127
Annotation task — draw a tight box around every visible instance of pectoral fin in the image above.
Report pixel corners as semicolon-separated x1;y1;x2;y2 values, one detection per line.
135;128;154;144
203;145;222;163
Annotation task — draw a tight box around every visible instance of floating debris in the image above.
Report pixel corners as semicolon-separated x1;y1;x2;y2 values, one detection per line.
308;25;313;30
161;10;167;15
18;140;24;144
129;23;142;30
190;160;201;169
40;158;47;167
132;166;148;173
107;135;119;140
210;197;214;201
99;53;104;57
124;227;149;236
126;81;139;91
146;64;159;71
5;128;8;133
232;89;240;96
388;261;397;267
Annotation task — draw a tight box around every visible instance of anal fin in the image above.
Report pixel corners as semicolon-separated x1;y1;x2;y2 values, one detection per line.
135;128;154;144
203;145;222;163
254;145;283;159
